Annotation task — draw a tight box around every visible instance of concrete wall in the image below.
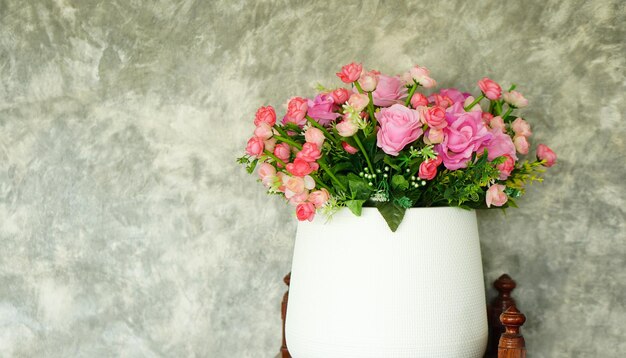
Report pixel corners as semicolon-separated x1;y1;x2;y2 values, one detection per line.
0;0;624;357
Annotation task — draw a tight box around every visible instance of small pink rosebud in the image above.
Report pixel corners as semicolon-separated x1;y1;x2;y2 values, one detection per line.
304;127;325;149
512;117;532;137
296;202;316;222
348;93;369;112
342;141;358;154
513;135;530;155
336;62;363;83
418;156;443;180
245;136;264;157
296;142;322;162
330;88;350;104
407;65;436;88
254;106;277;127
486;184;508;208
536;144;557;167
308;188;330;208
410;93;428;109
423;106;447;129
496;154;516;180
283;97;309;126
253;122;273;140
273;143;291;164
478;77;502;100
424;128;444;145
358;70;379;92
490;116;506;132
336;119;359;137
503;90;528;108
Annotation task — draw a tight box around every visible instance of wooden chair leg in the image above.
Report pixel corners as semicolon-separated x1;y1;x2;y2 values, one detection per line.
280;273;291;358
486;274;517;357
498;306;526;358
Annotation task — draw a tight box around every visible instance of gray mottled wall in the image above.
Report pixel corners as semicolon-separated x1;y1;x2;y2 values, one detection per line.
0;0;624;357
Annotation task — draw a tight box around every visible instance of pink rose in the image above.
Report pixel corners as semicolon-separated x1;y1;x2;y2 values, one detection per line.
330;88;350;104
296;143;322;162
264;138;277;152
307;94;340;126
430;93;453;108
308;188;330;208
410;93;428;108
304;127;325;148
435;110;492;170
288;192;309;206
258;163;277;187
254;122;273;140
503;91;528;108
478;77;502;100
254;106;277;127
481;112;494;126
536;144;557;167
296;202;316;222
276;172;287;192
375;104;423;156
424;128;444;145
336;118;359;137
483;128;518;161
245;136;264;157
372;75;408;107
405;65;436;88
430;89;469;106
489;116;506;132
418;156;443;180
283;97;308;126
423;106;447;129
486;184;508;208
348;93;370;112
336;62;362;83
342;141;358;154
286;158;317;177
496;154;515;180
274;143;291;164
358;70;379;92
284;175;316;199
512;117;532;137
514;135;530;155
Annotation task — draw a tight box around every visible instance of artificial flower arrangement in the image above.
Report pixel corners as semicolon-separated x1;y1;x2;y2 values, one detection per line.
238;62;557;231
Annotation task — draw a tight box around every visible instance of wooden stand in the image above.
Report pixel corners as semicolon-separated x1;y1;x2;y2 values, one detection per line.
279;273;291;358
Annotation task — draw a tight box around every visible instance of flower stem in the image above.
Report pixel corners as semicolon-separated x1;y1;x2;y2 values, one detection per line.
354;81;365;94
405;83;418;107
263;150;285;167
305;115;340;146
310;174;332;192
318;159;347;192
367;92;377;127
353;134;374;173
464;94;485;111
274;135;302;150
502;107;514;122
495;100;503;115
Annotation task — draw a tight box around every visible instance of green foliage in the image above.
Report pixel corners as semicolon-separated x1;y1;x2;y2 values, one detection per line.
346;200;366;216
376;201;407;232
391;174;409;190
506;160;545;195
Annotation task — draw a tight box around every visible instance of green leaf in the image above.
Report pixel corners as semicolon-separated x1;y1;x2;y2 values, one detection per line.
246;158;258;174
384;156;401;171
346;200;366;216
376;202;407;232
347;174;372;200
391;174;409;190
330;161;354;174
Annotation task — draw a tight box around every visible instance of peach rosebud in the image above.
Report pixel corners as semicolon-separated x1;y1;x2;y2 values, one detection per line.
336;119;359;137
254;106;277;126
514;135;530;155
245;136;264;157
358;70;379;92
296;142;322;162
336;62;363;83
512;117;532;137
348;93;369;112
330;88;350;104
309;188;330;208
423;106;447;129
274;143;291;164
478;77;502;100
418;156;443;180
258;163;276;187
296;202;316;222
536;144;557;167
490;116;506;132
264;138;276;153
503;91;528;108
496;154;516;180
285;175;305;196
304;127;325;148
288;191;309;206
254;122;273;140
406;65;436;88
410;93;428;109
342;141;358;154
424;128;444;145
486;184;508;208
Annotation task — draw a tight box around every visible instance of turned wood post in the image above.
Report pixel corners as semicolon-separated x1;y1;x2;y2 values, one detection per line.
280;273;291;358
486;274;517;357
498;306;526;358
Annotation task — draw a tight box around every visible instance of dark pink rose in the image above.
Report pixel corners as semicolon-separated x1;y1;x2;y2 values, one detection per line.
286;158;318;177
307;94;340;126
296;143;322;162
375;104;423;156
478;77;502;100
418;156;443;180
336;62;362;83
330;88;350;104
341;141;358;154
245;136;264;157
254;106;276;126
496;154;516;180
282;97;308;126
435;109;492;170
482;128;518;161
410;93;428;109
273;143;291;165
372;75;408;107
536;144;557;167
296;202;316;222
423;106;447;129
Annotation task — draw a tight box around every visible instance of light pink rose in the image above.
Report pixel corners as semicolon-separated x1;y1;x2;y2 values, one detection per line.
307;94;340;126
264;138;276;152
496;154;515;180
296;202;316;222
372;75;408;107
282;97;308;126
536;144;557;167
514;135;530;155
358;70;380;92
486;184;508;208
418;156;443;180
254;122;273;140
245;136;264;157
375;104;423;156
503;91;528;108
489;116;506;132
296;143;322;162
254;106;277;126
423;106;447;129
258;163;276;187
512;117;532;137
274;143;291;164
348;93;370;112
478;77;502;100
336;62;362;83
410;93;428;109
342;141;358;154
424;128;444;145
308;188;330;208
284;175;305;196
483;128;517;161
286;158;318;177
304;127;325;148
336;118;359;137
435;109;492;170
288;192;309;206
405;65;436;88
330;88;350;104
276;172;287;192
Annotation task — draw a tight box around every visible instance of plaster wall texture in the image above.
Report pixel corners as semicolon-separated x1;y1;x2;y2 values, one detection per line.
0;0;624;357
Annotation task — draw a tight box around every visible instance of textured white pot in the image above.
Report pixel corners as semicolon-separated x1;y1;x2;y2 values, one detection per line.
285;207;487;358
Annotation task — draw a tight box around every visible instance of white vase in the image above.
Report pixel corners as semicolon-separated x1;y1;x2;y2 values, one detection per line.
285;207;488;358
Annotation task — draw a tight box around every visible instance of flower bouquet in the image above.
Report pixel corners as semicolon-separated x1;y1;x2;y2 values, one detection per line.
238;62;556;231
